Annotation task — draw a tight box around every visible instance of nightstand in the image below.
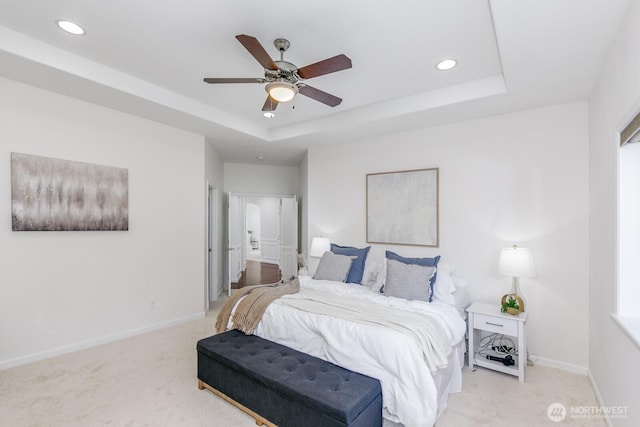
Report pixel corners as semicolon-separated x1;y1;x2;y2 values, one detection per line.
466;302;528;383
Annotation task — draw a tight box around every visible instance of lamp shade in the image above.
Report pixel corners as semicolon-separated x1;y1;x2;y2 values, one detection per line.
309;237;331;258
498;246;536;277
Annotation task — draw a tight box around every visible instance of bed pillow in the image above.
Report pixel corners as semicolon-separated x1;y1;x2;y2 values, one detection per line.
330;244;371;284
313;251;356;282
383;258;436;302
385;251;441;301
362;260;384;291
432;268;456;305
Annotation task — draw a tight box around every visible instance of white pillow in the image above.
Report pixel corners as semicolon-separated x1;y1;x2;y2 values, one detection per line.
432;269;456;305
436;262;457;286
362;261;384;291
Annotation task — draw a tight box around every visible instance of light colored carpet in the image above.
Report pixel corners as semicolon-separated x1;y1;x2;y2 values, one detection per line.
1;295;604;427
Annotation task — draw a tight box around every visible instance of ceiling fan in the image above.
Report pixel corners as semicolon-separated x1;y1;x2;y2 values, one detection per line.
204;34;352;112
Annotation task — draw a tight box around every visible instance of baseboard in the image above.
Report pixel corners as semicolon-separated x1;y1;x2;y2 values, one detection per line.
0;312;205;371
534;356;589;375
588;370;613;427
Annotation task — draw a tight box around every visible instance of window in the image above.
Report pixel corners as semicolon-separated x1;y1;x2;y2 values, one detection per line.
617;112;640;347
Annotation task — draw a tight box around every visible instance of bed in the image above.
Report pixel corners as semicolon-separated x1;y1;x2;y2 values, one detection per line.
221;249;469;427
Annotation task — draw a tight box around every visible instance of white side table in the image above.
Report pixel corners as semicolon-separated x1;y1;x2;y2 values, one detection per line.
466;302;528;383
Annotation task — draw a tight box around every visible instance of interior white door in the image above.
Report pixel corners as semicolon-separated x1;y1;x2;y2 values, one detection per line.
227;193;246;297
279;196;298;278
207;185;217;303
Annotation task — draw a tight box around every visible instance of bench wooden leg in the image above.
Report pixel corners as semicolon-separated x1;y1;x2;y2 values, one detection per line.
198;379;277;427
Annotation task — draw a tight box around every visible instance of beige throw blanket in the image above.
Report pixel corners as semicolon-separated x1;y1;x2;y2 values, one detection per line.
215;277;300;334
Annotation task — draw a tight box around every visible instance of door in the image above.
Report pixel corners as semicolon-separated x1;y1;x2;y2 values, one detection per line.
207;185;217;304
279;195;298;278
227;193;246;296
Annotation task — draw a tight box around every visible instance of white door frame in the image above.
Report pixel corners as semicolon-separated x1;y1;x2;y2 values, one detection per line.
206;183;218;309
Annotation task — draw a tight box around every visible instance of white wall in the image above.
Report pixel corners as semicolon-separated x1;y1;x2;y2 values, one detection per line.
224;163;299;195
589;0;640;424
246;197;280;241
307;102;589;370
0;77;206;369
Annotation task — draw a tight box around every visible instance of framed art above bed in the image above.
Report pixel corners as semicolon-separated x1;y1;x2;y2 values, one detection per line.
366;168;439;247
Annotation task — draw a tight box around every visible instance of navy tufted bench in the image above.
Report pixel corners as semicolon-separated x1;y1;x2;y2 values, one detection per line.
197;330;382;427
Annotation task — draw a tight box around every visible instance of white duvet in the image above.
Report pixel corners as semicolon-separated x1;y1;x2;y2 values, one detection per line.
252;277;467;427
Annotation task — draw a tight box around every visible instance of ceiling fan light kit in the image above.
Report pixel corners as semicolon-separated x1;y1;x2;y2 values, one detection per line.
204;34;352;113
266;80;297;103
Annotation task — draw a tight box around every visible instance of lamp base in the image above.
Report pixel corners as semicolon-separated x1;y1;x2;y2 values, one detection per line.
501;293;524;315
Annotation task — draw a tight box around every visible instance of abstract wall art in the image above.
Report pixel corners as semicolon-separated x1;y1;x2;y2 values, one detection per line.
11;152;129;231
366;168;439;247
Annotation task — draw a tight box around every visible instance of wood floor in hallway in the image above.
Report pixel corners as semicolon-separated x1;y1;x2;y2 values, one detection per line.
231;260;281;289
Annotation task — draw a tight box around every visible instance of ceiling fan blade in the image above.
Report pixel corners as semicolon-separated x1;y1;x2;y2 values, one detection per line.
298;85;342;107
262;96;279;112
296;54;352;79
203;78;263;84
236;34;279;71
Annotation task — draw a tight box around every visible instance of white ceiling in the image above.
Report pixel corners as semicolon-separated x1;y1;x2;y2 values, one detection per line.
0;0;629;165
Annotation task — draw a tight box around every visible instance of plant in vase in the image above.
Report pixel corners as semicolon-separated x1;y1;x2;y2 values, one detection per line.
501;296;521;315
297;252;308;276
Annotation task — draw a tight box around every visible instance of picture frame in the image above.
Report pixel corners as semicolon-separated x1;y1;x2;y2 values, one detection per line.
11;152;129;231
366;168;439;247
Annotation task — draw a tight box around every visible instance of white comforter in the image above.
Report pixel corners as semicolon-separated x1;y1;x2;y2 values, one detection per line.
252;277;467;427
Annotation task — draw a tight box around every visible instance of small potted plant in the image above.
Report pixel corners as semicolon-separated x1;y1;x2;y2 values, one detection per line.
501;295;521;315
297;252;308;276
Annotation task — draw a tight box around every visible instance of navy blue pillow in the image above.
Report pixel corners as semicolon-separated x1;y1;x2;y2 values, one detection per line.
385;251;441;301
330;244;371;284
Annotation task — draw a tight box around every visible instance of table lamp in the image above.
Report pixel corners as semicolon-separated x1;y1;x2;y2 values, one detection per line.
309;237;331;258
498;245;536;314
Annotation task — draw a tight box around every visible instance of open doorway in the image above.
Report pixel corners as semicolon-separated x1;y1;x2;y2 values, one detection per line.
227;193;297;294
245;201;262;261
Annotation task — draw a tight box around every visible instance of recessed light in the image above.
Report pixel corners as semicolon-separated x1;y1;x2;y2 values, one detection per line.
436;59;457;71
263;112;276;118
56;20;85;35
256;155;265;161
